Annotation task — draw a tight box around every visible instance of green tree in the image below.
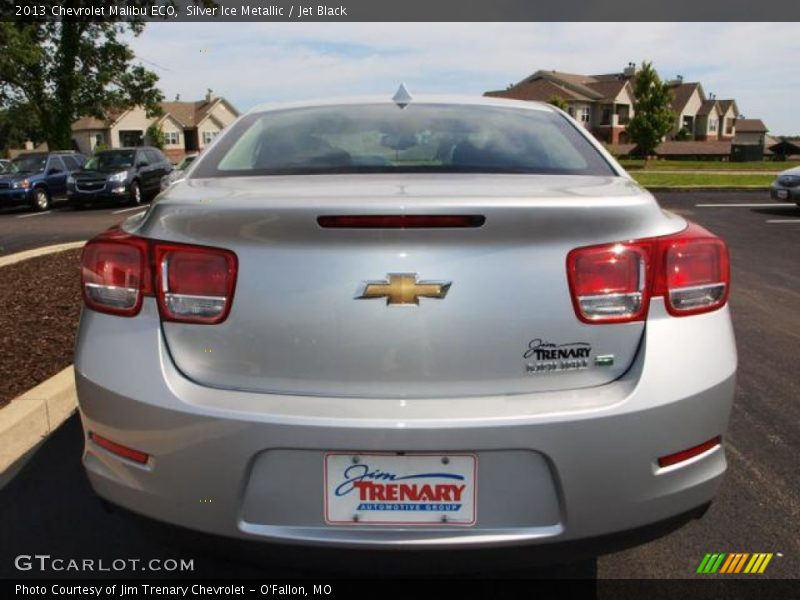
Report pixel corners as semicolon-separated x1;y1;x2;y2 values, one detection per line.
0;8;170;150
146;123;166;149
547;96;569;111
0;102;45;154
626;62;675;157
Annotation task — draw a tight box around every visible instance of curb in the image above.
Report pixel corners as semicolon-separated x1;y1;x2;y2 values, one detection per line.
0;367;76;474
0;242;86;475
0;240;86;268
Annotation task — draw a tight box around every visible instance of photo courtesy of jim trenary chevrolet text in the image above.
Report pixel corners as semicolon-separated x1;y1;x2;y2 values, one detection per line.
0;0;798;597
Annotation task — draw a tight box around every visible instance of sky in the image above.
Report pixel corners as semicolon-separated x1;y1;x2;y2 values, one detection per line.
128;22;800;135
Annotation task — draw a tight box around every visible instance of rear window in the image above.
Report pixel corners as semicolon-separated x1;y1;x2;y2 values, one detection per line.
192;103;615;178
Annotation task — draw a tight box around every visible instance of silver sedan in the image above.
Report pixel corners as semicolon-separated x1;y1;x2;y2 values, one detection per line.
75;94;736;558
770;165;800;205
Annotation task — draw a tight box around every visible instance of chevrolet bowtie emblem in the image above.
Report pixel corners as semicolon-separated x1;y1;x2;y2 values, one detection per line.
356;274;452;305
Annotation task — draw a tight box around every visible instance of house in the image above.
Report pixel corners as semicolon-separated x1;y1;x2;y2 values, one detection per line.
485;64;753;150
667;80;738;141
734;119;768;145
607;140;733;160
71;92;239;162
485;66;636;144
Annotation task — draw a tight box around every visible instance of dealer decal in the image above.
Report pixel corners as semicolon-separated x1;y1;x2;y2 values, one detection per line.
337;465;465;511
325;454;477;525
524;338;591;374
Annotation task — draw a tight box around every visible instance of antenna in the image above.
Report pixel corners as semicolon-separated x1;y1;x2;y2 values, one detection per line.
392;83;413;109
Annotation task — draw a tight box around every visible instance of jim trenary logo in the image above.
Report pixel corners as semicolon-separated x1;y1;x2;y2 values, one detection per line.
696;552;776;574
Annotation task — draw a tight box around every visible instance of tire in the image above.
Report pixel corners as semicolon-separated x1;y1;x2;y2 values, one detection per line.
128;180;143;206
32;187;51;212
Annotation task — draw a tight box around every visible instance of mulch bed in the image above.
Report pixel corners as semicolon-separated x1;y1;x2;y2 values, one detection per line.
0;249;83;408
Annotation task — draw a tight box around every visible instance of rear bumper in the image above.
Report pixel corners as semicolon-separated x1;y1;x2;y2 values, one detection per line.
770;184;800;202
75;298;736;551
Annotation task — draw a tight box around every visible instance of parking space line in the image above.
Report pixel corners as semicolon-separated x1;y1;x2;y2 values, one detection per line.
695;203;789;208
112;206;147;214
766;219;800;223
16;211;53;219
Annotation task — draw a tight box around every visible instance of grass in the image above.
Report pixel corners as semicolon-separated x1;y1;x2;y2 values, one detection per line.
619;159;799;172
631;172;774;188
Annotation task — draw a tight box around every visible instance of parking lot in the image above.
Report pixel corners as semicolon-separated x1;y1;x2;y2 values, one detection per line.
0;191;797;579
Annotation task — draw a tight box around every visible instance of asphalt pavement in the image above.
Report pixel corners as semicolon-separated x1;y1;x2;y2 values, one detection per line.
0;202;146;256
0;191;797;580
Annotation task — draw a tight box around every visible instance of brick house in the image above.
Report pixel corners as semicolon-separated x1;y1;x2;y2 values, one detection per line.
71;92;239;163
485;67;636;144
485;65;748;146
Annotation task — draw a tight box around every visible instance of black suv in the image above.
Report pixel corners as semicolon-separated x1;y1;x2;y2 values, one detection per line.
68;147;172;208
0;151;86;211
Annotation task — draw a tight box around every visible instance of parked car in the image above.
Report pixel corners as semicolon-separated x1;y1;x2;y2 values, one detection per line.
160;152;199;191
769;166;800;206
68;147;172;208
76;95;736;560
0;151;86;211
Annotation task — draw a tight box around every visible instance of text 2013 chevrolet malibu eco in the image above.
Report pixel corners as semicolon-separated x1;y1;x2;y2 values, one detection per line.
75;94;736;556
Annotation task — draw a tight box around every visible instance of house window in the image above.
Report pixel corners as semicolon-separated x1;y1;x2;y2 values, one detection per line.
164;131;180;146
725;119;734;135
93;133;104;147
579;106;590;124
202;130;219;145
708;118;718;132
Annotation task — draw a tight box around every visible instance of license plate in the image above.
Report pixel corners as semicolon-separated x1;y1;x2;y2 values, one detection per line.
324;453;477;526
777;189;789;200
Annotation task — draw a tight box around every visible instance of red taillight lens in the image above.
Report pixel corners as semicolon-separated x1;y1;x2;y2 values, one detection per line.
155;244;237;324
568;244;649;323
89;432;149;465
567;222;729;323
658;436;722;468
654;228;729;316
81;229;237;324
81;231;151;316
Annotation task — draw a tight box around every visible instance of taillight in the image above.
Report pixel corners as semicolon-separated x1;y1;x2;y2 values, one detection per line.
567;243;649;323
81;230;151;317
653;227;729;316
154;244;237;324
567;222;729;323
81;229;237;324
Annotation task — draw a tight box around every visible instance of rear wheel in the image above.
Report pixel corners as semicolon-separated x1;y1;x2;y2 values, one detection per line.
32;187;50;212
129;181;143;206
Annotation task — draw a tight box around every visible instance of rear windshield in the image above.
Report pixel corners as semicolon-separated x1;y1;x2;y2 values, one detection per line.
192;103;616;178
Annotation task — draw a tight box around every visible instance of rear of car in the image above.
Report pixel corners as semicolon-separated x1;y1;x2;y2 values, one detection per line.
75;97;736;554
770;167;800;205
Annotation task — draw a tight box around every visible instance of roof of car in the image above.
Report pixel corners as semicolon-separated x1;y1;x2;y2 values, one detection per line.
246;95;555;116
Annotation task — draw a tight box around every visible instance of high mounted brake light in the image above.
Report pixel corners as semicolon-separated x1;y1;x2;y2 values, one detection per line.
567;222;730;323
81;228;237;324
